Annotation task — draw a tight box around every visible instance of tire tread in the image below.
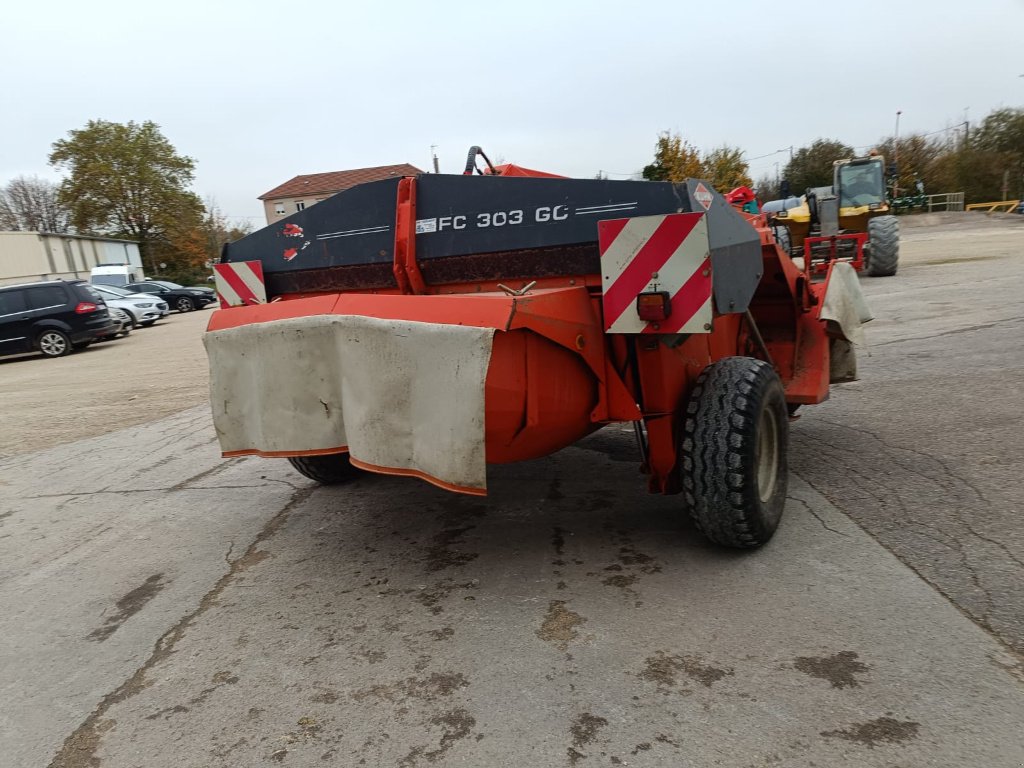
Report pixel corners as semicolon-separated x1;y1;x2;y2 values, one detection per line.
682;357;788;548
867;215;899;276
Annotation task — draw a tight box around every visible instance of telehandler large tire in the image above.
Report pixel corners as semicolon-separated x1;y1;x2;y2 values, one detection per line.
866;215;899;276
772;225;791;256
681;357;789;549
288;453;363;485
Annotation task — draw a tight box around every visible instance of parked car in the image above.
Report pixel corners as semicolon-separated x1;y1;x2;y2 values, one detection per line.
0;280;117;359
96;307;133;341
121;280;216;313
84;283;169;327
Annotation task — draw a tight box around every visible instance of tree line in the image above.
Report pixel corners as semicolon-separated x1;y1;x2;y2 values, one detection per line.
643;106;1024;205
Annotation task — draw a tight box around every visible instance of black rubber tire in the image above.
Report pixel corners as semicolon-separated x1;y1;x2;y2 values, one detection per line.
121;310;138;329
866;215;899;276
287;453;363;485
681;357;789;548
36;329;72;357
773;225;791;255
175;296;194;312
140;320;156;327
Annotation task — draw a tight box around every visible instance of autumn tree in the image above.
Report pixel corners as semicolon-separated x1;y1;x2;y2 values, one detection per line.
642;132;703;182
0;176;71;232
49;120;204;273
701;145;752;192
783;139;855;194
642;132;753;194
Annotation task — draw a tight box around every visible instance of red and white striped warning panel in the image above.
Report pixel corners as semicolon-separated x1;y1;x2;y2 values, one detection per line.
213;261;267;308
598;212;712;334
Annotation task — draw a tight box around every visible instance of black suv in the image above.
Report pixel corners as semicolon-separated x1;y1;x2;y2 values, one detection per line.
121;280;216;313
0;280;117;359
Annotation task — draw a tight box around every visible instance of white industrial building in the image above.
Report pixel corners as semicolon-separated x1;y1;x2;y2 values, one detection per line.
0;232;141;286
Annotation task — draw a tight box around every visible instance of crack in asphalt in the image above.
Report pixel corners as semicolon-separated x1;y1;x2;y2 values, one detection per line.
19;483;291;500
167;459;241;491
787;495;849;537
46;483;315;768
799;431;997;623
869;315;1024;347
813;418;1024;571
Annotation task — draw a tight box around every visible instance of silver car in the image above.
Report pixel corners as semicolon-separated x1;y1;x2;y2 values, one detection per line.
87;284;170;327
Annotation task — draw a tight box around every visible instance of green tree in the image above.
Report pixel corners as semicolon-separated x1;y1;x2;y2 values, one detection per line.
701;145;752;192
973;107;1024;200
642;131;703;182
49;120;203;272
783;139;855;194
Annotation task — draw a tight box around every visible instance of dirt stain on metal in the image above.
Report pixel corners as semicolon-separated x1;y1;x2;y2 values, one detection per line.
793;651;869;689
87;574;167;642
536;600;586;650
821;716;920;748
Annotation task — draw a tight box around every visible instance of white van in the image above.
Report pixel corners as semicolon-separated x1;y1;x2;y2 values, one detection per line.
90;264;145;287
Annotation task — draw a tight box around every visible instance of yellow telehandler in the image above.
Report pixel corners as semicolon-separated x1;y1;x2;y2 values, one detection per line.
769;154;899;277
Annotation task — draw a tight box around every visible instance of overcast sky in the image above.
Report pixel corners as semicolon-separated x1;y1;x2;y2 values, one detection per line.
3;0;1022;225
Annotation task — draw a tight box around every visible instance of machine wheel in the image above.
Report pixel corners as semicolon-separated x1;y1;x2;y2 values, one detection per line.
866;215;899;276
773;225;792;255
175;296;195;312
681;357;789;548
287;453;363;485
37;329;72;358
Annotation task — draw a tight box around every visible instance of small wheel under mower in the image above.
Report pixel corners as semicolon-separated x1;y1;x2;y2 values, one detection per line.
287;453;364;485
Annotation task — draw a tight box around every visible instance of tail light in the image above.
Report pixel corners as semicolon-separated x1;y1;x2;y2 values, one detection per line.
74;302;98;314
636;291;672;322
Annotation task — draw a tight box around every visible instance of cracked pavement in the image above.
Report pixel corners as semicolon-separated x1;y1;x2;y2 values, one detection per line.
0;215;1022;766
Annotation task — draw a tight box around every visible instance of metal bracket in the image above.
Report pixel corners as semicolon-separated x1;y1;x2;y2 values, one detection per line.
497;281;537;297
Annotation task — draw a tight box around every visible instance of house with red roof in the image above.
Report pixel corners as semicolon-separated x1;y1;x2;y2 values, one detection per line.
258;163;423;224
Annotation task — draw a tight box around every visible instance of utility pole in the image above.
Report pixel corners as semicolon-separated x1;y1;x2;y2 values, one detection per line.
894;111;902;199
430;145;440;174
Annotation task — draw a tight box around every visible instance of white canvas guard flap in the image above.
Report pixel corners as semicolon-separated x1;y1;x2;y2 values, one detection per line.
205;315;495;492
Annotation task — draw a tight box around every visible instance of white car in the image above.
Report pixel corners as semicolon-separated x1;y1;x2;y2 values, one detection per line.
86;284;170;327
96;307;133;341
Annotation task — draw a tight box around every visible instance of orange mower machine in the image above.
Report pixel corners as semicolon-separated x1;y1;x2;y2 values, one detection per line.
206;154;871;548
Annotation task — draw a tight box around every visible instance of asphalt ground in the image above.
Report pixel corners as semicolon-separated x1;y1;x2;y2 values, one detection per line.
1;214;1022;767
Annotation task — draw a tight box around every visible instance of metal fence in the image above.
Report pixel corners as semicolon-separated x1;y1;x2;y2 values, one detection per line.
925;192;965;212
